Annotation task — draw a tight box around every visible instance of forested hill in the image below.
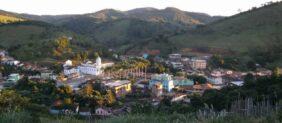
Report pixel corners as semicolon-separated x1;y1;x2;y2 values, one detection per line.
169;1;282;53
18;7;222;50
21;7;222;25
126;1;282;67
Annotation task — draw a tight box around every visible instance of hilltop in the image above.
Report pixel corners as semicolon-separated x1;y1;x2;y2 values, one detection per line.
18;7;222;50
21;7;222;25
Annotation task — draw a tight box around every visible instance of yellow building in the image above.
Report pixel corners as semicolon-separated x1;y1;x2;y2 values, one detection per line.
105;80;131;97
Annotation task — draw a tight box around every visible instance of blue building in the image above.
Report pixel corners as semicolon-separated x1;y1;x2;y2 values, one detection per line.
174;79;194;87
142;53;149;59
149;74;174;92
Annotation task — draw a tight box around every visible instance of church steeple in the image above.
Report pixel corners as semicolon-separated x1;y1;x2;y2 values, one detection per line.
96;56;102;66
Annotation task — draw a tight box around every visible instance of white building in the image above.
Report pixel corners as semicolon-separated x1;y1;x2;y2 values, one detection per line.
171;62;184;69
190;59;207;70
169;53;182;62
63;57;112;76
64;60;73;67
78;62;102;75
64;67;80;76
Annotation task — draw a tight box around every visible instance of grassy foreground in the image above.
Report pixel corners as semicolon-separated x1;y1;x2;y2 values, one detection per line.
0;111;281;123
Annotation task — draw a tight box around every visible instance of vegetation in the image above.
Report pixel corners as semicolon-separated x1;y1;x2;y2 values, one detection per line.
126;1;282;68
0;15;24;24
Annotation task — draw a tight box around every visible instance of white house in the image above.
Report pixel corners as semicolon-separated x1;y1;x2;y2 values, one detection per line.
64;60;73;67
95;108;112;116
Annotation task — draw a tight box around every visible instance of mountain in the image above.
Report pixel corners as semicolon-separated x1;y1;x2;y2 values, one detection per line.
126;7;223;25
6;8;223;52
21;7;222;25
128;2;282;67
47;7;223;49
1;3;282;67
126;7;202;25
61;17;185;49
169;2;282;52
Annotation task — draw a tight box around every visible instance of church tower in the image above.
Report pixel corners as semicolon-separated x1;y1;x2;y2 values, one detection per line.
96;56;102;66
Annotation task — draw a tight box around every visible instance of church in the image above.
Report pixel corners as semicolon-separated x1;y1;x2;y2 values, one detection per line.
63;57;105;76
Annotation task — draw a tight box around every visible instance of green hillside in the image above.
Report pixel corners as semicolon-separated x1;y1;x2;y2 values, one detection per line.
0;21;69;60
170;2;282;52
62;17;185;49
128;2;282;67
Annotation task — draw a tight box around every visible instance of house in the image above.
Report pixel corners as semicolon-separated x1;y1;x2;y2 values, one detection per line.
41;70;54;79
255;69;272;76
63;60;73;67
133;80;149;93
193;83;213;93
142;53;149;59
78;107;91;116
3;73;21;87
174;78;194;87
181;57;190;65
105;80;132;97
171;94;187;102
64;67;80;76
7;73;20;82
190;59;207;69
149;74;174;92
171;62;184;70
6;60;20;66
229;81;244;86
151;82;163;97
0;50;7;57
95;108;112;116
169;54;182;62
207;77;223;85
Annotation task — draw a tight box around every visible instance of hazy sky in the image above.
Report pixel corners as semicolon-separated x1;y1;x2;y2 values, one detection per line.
0;0;280;16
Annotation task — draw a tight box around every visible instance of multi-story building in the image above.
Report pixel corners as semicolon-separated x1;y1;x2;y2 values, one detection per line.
190;59;207;69
105;80;132;97
169;54;182;62
149;74;174;92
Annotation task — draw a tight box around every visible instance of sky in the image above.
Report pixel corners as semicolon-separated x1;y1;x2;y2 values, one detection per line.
0;0;280;16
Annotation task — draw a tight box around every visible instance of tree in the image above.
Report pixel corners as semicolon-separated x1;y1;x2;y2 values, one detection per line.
243;73;255;88
0;90;29;112
52;36;72;59
190;94;204;110
187;75;207;84
93;90;104;107
82;83;93;97
273;67;281;77
104;90;116;106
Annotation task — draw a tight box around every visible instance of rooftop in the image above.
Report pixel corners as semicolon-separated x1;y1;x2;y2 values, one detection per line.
105;80;131;87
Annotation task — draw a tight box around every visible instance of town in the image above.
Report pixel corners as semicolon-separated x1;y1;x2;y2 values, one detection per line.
0;48;278;117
